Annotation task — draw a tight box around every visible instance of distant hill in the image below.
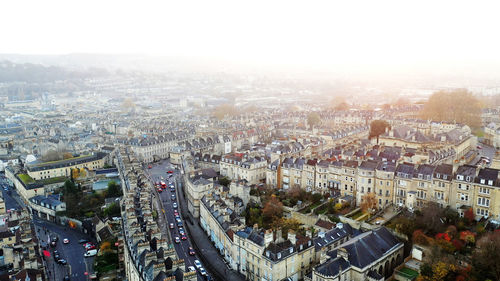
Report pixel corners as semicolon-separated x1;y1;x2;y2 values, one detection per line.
0;60;109;83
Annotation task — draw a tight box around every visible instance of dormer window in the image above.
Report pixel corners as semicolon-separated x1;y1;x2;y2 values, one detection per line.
436;173;440;179
488;180;493;186
481;179;485;184
277;252;281;259
466;176;471;182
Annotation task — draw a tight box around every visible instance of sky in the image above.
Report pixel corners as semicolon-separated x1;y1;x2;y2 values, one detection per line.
2;0;500;74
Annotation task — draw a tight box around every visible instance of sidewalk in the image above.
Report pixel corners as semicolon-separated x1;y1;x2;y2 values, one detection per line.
176;178;245;281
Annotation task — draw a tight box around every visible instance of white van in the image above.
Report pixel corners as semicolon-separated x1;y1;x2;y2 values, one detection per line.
84;249;98;257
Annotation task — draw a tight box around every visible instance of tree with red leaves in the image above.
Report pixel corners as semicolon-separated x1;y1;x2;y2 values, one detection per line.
464;208;474;223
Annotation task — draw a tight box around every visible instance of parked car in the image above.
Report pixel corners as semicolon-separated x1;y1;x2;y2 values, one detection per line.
84;249;98;257
177;221;183;227
181;235;187;240
187;266;196;272
194;260;202;269
63;275;71;281
173;203;178;209
63;238;70;244
167;170;173;174
78;239;89;244
189;247;195;256
57;259;67;265
199;267;207;276
175;237;180;243
169;223;174;229
171;194;176;200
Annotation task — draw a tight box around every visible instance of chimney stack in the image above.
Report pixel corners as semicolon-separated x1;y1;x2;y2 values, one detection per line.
264;229;274;247
287;230;296;245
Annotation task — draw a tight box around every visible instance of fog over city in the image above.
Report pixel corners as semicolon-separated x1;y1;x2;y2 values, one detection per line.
1;1;500;281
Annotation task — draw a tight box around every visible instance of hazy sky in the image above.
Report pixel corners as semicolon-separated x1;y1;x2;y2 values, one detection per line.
2;0;500;72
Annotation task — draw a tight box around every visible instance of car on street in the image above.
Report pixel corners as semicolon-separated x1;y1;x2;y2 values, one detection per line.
78;239;90;244
169;223;174;229
50;241;57;247
84;249;98;257
173;203;178;208
63;275;71;281
181;234;187;240
194;260;202;269
477;145;482;149
199;267;207;276
63;238;70;244
57;259;67;265
167;170;173;174
157;188;163;192
188;247;195;255
170;188;175;192
187;266;196;272
175;237;180;243
171;194;176;200
51;235;58;242
175;214;180;219
54;252;60;259
177;221;183;227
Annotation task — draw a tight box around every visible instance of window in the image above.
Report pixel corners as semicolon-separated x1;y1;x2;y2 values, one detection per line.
477;197;490;207
479;187;490;194
368;179;371;184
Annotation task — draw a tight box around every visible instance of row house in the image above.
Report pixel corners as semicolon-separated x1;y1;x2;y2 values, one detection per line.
220;154;267;185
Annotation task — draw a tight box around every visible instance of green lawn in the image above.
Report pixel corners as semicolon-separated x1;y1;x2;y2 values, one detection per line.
18;174;35;185
397;267;419;279
37;176;68;185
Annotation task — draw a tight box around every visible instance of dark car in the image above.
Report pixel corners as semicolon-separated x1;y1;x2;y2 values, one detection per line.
51;235;58;242
63;275;71;281
54;253;60;260
57;259;67;265
78;239;90;244
188;247;195;255
50;241;57;247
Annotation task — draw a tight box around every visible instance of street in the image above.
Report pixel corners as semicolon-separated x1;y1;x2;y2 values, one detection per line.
146;160;207;281
1;173;95;281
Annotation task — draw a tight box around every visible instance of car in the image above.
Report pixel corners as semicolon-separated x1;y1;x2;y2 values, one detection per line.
171;194;176;200
179;230;185;236
148;165;152;169
175;214;180;219
177;221;183;227
54;253;60;259
181;235;187;240
189;247;195;255
78;239;90;244
199;267;207;276
169;223;174;229
63;238;69;244
167;170;173;174
194;259;202;269
57;259;67;265
84;249;98;257
51;235;58;242
187;266;196;272
175;237;180;243
173;203;178;208
170;188;175;192
63;275;71;281
157;188;163;192
50;241;57;247
477;145;482;149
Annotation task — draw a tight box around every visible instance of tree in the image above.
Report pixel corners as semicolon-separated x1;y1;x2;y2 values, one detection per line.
63;152;73;159
106;181;122;198
417;202;445;234
213;104;237;120
42;149;62;161
369;120;390;144
421;89;482;128
360;193;377;213
219;177;231;187
104;202;121;218
262;195;283;225
464;208;474;223
472;231;500;281
307;112;321;129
